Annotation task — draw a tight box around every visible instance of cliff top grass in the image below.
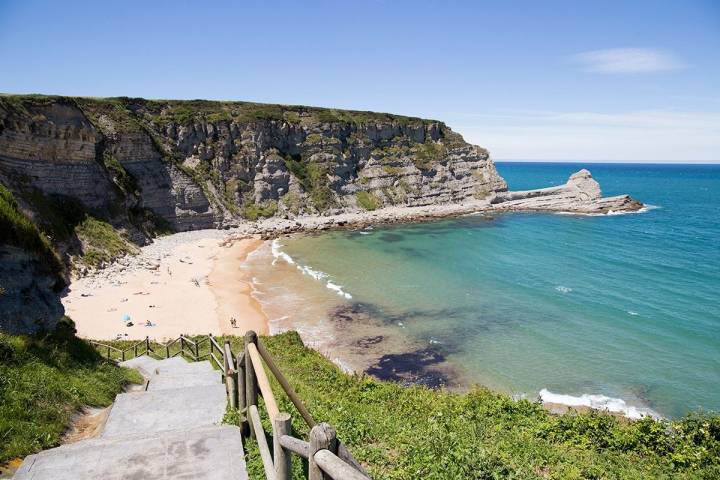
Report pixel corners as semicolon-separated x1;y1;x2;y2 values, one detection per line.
102;332;720;479
0;93;441;128
0;323;142;465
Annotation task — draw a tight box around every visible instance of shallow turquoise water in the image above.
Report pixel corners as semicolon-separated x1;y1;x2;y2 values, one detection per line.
280;163;720;417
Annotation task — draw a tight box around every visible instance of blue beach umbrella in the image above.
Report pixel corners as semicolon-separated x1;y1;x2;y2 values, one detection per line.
122;314;131;322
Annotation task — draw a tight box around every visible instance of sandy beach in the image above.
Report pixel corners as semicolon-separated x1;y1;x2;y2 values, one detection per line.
64;232;266;341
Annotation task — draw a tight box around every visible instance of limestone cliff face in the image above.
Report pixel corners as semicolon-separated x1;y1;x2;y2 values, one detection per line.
0;246;64;334
0;96;507;233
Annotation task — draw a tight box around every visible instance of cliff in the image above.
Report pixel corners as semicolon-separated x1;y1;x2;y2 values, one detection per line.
0;95;507;237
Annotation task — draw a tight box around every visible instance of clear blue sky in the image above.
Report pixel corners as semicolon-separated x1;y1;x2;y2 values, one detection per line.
1;0;718;161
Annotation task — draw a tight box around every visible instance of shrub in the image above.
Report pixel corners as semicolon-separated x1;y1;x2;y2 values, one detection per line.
356;191;380;211
242;200;278;221
74;216;136;267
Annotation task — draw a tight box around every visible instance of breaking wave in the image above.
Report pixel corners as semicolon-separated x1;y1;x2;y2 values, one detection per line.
271;239;353;300
539;388;660;419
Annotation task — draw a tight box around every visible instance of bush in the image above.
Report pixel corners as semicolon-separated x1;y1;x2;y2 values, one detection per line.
356;191;380;211
242;200;278;221
74;216;135;267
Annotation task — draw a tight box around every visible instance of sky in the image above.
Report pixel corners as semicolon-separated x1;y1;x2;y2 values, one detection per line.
0;0;718;162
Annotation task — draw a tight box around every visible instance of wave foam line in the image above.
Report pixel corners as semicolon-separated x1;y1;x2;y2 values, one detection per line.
539;388;660;419
270;239;353;299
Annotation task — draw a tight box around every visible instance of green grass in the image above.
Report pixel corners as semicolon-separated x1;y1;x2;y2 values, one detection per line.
242;200;278;221
0;325;142;464
355;191;380;211
0;184;63;275
74;216;136;267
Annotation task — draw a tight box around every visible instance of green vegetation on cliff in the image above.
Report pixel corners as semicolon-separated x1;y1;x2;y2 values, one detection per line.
0;324;142;464
0;184;63;274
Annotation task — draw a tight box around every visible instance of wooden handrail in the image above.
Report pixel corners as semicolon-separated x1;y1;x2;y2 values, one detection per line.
314;450;368;480
257;339;316;428
247;343;280;420
279;435;309;458
249;405;276;480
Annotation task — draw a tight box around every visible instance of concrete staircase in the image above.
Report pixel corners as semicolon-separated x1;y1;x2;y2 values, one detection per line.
13;356;248;479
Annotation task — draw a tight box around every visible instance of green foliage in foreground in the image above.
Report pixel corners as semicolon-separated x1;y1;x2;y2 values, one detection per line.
236;332;719;480
95;332;720;479
0;325;142;464
0;184;63;274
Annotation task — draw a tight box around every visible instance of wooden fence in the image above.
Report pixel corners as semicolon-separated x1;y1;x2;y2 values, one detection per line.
91;332;370;480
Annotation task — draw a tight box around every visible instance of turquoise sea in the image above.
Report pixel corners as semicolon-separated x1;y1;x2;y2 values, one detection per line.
255;163;720;418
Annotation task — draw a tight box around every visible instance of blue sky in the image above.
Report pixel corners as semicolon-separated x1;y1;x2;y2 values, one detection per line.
1;0;718;162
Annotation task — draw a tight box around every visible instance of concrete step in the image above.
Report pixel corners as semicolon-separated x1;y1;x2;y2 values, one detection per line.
118;355;160;378
13;425;247;480
154;357;215;375
146;370;221;391
101;384;227;438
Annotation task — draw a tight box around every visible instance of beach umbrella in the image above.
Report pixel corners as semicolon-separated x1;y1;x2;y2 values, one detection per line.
122;314;131;322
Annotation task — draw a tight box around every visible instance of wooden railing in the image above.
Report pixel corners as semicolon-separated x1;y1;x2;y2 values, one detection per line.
90;331;370;479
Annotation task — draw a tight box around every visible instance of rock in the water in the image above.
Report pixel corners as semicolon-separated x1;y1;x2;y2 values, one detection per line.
491;169;643;214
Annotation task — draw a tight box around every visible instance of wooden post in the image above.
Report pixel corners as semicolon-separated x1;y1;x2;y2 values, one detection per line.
244;331;258;435
274;412;292;480
145;336;150;355
121;350;125;361
107;346;111;360
237;352;248;435
309;423;337;480
165;342;170;359
224;341;237;410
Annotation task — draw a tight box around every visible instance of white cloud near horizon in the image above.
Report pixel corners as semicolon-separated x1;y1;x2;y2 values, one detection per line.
570;48;686;74
453;110;720;162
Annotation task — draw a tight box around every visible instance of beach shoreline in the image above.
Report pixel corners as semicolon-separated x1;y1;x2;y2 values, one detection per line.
63;232;268;341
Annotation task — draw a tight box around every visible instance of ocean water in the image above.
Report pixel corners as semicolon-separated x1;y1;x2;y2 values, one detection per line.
250;163;720;418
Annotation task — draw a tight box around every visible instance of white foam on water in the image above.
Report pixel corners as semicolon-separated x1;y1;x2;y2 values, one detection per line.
539;388;660;419
359;231;372;235
627;310;639;316
326;281;352;299
271;239;353;299
271;239;295;266
555;285;573;294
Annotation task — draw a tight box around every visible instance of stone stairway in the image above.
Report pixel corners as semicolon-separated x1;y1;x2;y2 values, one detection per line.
13;356;248;479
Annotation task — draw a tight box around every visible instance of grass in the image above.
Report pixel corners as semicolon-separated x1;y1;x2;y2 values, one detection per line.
102;152;139;195
242;200;278;221
355;191;380;211
0;184;63;275
99;332;720;479
0;324;142;464
74;216;136;268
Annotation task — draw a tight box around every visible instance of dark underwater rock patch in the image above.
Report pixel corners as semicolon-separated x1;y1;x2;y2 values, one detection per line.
365;346;449;389
355;335;384;348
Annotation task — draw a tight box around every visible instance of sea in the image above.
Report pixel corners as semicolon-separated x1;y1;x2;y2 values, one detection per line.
243;163;720;419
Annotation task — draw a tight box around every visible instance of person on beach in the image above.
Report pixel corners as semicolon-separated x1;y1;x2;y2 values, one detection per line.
230;317;237;328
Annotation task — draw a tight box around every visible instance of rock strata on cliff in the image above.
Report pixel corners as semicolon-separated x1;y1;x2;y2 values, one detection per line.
0;95;507;234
